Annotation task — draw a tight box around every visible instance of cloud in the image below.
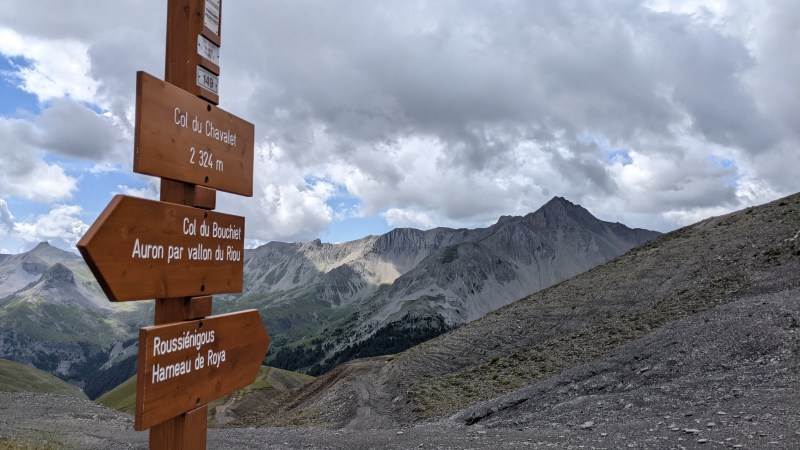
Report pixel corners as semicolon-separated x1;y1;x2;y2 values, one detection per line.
36;98;122;160
88;162;119;174
0;199;13;235
218;145;336;243
114;178;160;201
0;28;98;103
13;204;89;248
213;0;800;235
1;0;799;245
382;208;437;230
0;117;78;202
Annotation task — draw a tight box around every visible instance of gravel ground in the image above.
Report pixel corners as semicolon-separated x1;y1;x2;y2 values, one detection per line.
2;388;798;449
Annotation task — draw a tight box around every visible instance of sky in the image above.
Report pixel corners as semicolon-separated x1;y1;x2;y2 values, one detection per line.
0;0;798;254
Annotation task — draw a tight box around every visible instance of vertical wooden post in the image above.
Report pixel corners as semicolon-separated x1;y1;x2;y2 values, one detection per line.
150;1;222;448
149;405;208;449
150;188;214;450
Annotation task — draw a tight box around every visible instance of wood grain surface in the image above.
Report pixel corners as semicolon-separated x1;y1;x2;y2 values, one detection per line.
136;310;269;430
77;194;244;302
134;71;254;196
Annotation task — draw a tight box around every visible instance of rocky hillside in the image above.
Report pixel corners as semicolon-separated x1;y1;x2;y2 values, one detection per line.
228;197;659;374
0;243;149;398
239;192;800;449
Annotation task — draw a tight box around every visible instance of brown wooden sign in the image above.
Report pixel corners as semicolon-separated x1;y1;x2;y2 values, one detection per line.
77;194;244;302
135;310;269;430
133;71;254;197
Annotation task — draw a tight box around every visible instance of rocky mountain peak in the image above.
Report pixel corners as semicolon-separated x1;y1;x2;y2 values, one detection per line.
32;241;52;251
491;197;594;231
522;195;602;230
27;241;80;264
539;195;584;215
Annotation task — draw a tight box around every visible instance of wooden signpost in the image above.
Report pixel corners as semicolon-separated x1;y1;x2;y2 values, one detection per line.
136;310;269;430
77;195;245;302
78;1;267;448
134;71;254;196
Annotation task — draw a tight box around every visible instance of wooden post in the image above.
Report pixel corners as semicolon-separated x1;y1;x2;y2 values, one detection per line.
77;0;261;447
150;187;214;450
151;1;221;448
149;406;208;450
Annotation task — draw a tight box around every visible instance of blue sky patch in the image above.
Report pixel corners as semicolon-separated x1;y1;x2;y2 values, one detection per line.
580;133;633;165
322;190;390;243
0;56;40;117
322;214;390;244
708;155;740;188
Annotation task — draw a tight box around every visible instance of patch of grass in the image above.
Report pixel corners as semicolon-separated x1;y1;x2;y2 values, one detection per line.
0;435;63;449
96;374;136;415
0;359;85;398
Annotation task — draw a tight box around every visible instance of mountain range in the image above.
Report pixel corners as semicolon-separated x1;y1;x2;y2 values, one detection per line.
224;196;659;374
236;192;800;446
1;193;796;448
0;196;658;396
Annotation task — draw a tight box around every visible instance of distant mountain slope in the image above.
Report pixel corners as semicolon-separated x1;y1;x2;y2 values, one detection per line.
0;358;86;398
0;242;81;298
0;243;148;398
95;374;137;415
241;192;800;430
237;197;659;374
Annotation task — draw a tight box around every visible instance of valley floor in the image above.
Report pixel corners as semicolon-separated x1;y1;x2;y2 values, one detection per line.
1;390;798;449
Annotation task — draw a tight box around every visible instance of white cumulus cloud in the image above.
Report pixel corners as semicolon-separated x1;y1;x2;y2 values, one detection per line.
13;204;89;248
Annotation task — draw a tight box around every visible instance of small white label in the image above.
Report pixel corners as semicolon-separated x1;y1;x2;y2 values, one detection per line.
197;66;219;93
197;35;220;66
204;0;221;35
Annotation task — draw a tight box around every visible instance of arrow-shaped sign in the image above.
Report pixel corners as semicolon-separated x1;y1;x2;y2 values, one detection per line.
135;310;269;430
77;195;244;302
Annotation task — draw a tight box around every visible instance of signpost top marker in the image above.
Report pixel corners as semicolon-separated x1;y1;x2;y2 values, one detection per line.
166;0;222;103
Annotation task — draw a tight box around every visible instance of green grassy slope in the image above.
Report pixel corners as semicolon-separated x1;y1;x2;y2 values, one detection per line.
0;359;86;398
95;374;137;414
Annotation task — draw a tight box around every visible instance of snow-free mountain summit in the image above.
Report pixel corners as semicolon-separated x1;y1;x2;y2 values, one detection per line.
236;196;660;374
